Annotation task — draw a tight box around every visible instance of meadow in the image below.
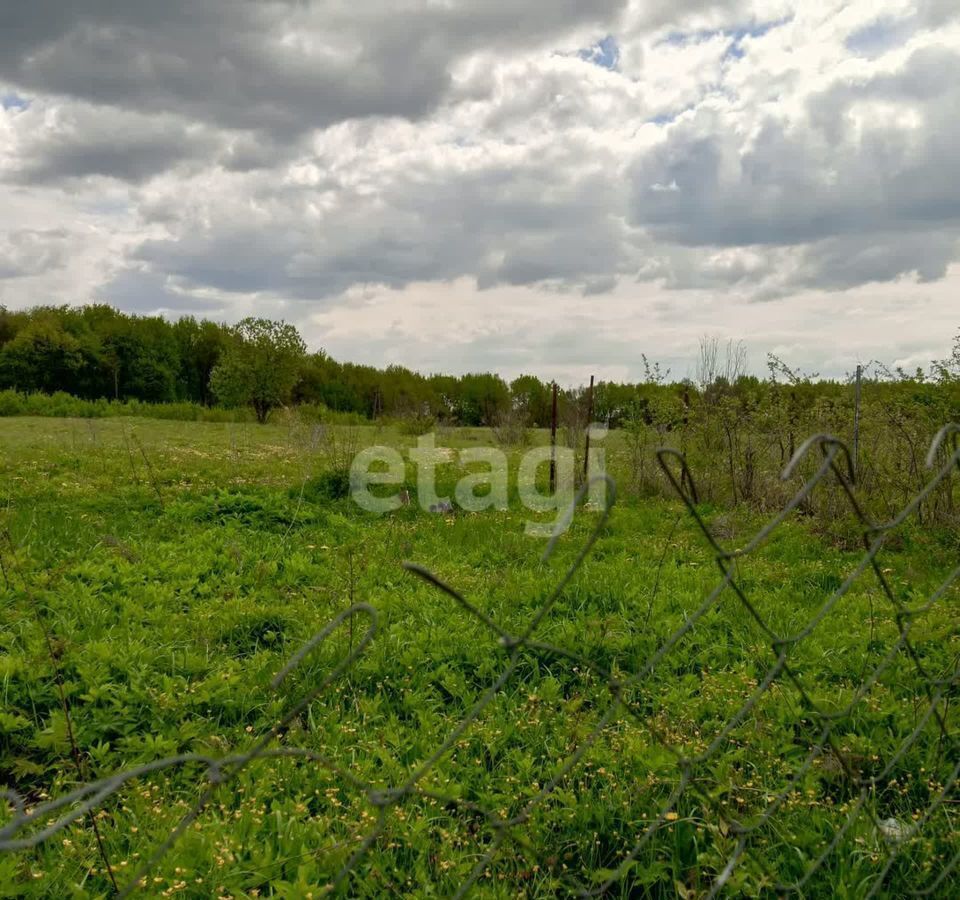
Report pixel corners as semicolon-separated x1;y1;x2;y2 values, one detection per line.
0;415;957;898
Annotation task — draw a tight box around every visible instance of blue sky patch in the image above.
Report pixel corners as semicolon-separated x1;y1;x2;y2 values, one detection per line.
1;93;30;111
729;18;792;41
578;35;620;71
660;16;793;60
845;18;911;57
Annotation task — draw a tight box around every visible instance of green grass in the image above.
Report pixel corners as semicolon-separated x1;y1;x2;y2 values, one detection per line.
0;417;957;898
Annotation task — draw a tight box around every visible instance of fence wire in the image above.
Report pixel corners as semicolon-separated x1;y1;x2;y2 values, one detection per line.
2;425;959;896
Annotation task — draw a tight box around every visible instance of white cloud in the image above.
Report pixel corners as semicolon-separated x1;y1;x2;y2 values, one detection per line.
298;268;960;385
0;0;958;380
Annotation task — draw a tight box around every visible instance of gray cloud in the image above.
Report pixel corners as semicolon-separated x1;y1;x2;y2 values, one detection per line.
628;43;960;289
2;103;221;184
132;137;635;299
0;0;628;138
96;268;226;315
1;0;959;383
0;228;72;278
793;232;959;291
918;0;960;27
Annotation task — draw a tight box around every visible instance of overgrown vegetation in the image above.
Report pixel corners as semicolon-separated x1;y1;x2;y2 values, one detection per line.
0;415;956;896
4;305;957;442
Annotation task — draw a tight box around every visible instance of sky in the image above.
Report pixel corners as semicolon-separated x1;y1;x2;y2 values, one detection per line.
1;0;959;385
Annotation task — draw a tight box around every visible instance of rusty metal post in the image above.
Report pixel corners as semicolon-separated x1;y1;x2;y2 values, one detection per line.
583;374;594;481
853;364;862;483
549;381;558;492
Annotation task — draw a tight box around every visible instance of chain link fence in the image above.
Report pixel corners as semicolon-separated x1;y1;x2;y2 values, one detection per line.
2;425;958;896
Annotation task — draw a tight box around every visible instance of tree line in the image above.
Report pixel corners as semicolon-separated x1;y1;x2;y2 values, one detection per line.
0;305;521;425
1;305;958;436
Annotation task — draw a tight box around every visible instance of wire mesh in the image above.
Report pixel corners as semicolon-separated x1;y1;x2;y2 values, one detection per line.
2;425;958;896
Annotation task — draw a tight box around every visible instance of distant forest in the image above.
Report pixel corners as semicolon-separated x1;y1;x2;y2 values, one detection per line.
1;304;958;428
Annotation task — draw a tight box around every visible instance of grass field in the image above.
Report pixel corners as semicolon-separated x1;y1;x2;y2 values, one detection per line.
0;416;957;898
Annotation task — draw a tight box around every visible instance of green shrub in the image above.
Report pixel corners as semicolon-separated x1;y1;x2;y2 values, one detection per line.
298;469;352;502
0;390;254;421
0;391;371;424
0;389;23;416
397;413;436;435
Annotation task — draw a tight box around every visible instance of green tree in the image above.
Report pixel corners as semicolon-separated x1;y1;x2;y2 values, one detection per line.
933;330;960;383
0;306;25;347
456;373;510;426
173;316;228;404
0;314;84;393
510;375;552;426
209;318;306;423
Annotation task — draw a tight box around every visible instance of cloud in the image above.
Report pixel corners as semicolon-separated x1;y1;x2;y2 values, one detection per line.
128;110;637;299
1;101;221;184
628;36;960;289
298;270;960;384
96;268;226;315
792;232;959;290
0;0;959;381
0;0;629;137
0;228;72;278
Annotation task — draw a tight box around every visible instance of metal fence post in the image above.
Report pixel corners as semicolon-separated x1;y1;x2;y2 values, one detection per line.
853;364;862;482
549;381;558;493
583;374;594;481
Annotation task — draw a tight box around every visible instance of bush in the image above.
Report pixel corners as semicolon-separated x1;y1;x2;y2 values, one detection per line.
299;469;352;502
397;413;437;436
292;403;368;427
0;390;256;422
491;407;529;446
0;390;23;416
0;390;377;425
